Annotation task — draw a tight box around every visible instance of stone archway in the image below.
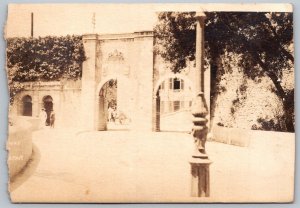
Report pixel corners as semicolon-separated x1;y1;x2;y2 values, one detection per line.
98;79;117;130
153;75;194;132
21;95;32;116
96;75;132;131
43;95;53;126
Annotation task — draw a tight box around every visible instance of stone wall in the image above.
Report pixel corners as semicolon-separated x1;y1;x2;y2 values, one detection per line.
60;80;82;128
10;30;210;132
211;125;294;147
10;80;82;129
82;32;155;131
7;116;39;179
211;52;293;132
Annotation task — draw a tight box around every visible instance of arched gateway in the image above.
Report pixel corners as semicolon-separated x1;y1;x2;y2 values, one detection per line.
9;14;208;133
80;29;209;131
81;32;155;131
153;75;195;132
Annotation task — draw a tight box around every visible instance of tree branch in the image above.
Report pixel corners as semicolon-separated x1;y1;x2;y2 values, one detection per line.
254;53;286;99
221;14;287;100
265;17;294;63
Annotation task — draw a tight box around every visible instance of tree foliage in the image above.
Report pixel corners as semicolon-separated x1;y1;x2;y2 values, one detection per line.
6;35;86;104
154;12;294;132
7;35;86;82
154;12;196;71
7;66;24;104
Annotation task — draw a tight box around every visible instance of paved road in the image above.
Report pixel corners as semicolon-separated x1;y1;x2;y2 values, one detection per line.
10;128;294;203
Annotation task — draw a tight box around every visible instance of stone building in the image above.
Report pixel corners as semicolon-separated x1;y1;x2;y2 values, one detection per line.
10;29;210;132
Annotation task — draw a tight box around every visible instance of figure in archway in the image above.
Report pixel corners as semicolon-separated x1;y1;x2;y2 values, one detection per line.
43;95;53;126
98;79;117;130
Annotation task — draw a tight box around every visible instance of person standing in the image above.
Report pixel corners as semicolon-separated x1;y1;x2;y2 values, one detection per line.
49;110;55;128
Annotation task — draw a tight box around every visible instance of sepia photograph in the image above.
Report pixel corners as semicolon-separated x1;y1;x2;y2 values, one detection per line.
5;3;294;203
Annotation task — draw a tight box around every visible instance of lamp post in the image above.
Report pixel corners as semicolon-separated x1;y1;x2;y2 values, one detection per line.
189;11;211;198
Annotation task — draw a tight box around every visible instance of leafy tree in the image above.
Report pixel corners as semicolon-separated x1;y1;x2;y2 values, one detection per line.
154;12;294;132
6;35;86;104
7;66;24;104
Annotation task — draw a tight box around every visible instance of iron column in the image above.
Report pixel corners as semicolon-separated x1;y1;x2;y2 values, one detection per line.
190;11;212;197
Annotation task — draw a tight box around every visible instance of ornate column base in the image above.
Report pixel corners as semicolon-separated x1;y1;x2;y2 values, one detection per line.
190;156;212;197
190;92;211;197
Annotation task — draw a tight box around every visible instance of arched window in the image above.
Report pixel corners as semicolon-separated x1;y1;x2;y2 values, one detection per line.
154;76;193;132
22;95;32;116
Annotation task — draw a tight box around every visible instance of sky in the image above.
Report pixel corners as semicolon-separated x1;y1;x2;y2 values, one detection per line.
5;3;293;38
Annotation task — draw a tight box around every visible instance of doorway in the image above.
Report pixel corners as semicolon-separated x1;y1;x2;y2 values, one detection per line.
155;77;193;132
22;95;32;116
98;79;117;130
43;95;53;126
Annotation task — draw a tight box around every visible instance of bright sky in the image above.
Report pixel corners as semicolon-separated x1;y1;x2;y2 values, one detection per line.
5;3;292;38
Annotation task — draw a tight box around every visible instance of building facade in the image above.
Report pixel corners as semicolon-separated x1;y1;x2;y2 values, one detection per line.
10;30;209;132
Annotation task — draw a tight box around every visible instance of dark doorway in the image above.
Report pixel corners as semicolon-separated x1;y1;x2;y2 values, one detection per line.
43;96;53;126
98;79;117;130
22;95;32;116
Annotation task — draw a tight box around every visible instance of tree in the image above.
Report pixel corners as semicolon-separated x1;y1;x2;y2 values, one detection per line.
6;35;86;104
7;66;24;104
154;12;294;132
7;35;86;82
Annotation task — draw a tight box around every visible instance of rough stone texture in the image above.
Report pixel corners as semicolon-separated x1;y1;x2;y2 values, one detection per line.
211;52;293;131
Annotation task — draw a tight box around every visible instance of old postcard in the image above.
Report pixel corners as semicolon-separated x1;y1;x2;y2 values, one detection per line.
5;3;294;203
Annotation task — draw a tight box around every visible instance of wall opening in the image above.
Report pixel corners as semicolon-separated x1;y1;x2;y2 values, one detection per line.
98;79;117;130
22;95;32;116
155;77;193;132
43;95;53;126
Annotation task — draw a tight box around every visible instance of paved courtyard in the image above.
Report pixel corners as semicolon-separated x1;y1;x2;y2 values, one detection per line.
10;128;294;203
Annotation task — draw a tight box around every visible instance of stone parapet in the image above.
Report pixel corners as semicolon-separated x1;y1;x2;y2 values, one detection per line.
7;116;39;180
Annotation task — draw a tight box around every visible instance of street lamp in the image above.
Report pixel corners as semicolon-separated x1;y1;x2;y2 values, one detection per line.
189;11;212;198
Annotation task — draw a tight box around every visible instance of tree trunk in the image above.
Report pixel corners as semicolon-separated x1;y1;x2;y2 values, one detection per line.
209;55;222;125
256;56;295;132
283;94;295;132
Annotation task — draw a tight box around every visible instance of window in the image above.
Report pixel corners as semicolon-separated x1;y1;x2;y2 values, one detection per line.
173;101;180;111
173;78;181;90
